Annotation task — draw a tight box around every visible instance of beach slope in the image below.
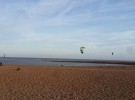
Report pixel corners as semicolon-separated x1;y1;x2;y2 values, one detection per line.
0;65;135;100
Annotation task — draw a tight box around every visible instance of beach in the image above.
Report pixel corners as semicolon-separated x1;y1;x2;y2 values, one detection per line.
0;65;135;100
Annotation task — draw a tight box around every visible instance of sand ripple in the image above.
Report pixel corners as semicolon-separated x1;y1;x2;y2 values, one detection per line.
0;65;135;100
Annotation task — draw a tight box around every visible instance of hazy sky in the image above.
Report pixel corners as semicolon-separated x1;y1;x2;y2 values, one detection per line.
0;0;135;60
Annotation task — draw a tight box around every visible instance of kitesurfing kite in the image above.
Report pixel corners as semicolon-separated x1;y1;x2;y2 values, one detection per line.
80;47;85;54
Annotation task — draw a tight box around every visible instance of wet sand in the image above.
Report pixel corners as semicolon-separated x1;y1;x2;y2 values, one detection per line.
0;65;135;100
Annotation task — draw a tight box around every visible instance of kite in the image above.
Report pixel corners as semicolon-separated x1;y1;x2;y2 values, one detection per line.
80;47;85;54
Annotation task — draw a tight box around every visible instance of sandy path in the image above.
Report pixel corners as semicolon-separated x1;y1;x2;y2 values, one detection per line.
0;65;135;100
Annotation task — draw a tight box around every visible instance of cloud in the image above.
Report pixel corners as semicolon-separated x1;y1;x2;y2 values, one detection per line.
0;0;135;59
1;0;135;28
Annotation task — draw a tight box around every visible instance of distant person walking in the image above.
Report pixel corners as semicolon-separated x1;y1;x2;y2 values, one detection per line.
3;54;6;58
3;54;6;64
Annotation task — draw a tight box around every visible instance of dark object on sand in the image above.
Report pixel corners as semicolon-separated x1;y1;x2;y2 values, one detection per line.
16;68;21;71
112;52;114;55
0;62;2;66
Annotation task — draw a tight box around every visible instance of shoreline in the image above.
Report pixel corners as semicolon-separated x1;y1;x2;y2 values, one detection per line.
50;59;135;65
1;57;135;66
2;64;135;70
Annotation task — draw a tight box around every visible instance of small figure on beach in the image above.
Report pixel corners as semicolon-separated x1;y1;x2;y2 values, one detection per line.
1;54;6;65
0;62;2;66
80;47;85;54
112;52;114;55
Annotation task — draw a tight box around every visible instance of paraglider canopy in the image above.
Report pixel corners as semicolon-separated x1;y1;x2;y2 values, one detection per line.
80;47;85;54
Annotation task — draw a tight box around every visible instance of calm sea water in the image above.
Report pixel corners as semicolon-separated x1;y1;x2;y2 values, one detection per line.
0;57;131;66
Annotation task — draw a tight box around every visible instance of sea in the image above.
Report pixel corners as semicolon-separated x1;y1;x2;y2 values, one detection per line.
0;57;134;66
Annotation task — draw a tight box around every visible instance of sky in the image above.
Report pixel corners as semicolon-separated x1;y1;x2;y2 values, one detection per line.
0;0;135;60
